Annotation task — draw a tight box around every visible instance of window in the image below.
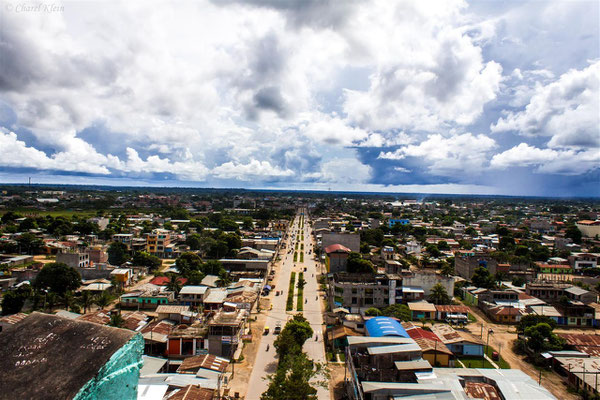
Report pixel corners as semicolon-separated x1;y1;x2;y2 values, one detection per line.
352;288;357;294
365;298;373;305
351;297;357;304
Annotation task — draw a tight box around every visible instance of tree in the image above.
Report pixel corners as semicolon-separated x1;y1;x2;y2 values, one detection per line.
517;314;557;334
34;263;82;295
440;262;455;276
511;276;526;287
429;283;451;305
1;290;26;315
16;233;43;254
166;275;183;295
95;291;112;309
499;236;515;251
347;252;375;274
437;240;450;250
110;312;124;328
108;242;130;265
365;307;382;316
261;353;319;400
465;226;477;236
471;266;495;289
79;290;95;313
242;217;254;230
382;304;411;321
524;322;565;352
274;314;313;361
132;251;162;271
185;234;202;250
565;225;582;244
425;244;441;257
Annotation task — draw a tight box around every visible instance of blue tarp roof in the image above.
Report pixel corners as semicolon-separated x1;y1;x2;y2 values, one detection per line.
365;317;409;338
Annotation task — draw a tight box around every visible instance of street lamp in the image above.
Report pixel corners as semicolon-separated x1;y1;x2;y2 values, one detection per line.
485;328;494;367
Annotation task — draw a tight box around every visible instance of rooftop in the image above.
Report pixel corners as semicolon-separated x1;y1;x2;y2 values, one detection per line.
0;312;137;400
365;317;410;338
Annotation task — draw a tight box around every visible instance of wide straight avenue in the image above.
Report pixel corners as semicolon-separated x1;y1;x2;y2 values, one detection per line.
245;211;330;399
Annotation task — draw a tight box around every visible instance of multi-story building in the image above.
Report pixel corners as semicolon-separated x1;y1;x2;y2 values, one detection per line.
56;251;89;269
330;273;402;313
569;253;599;270
207;308;247;357
145;229;172;258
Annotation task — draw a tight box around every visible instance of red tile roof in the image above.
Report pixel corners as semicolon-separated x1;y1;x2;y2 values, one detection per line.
324;244;351;254
406;327;442;342
149;276;188;286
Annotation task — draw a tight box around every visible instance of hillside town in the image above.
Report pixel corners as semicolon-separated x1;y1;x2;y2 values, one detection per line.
1;187;600;399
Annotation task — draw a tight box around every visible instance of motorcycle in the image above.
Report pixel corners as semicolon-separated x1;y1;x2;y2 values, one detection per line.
266;344;270;351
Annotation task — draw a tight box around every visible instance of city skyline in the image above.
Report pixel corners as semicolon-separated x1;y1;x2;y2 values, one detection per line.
0;0;598;197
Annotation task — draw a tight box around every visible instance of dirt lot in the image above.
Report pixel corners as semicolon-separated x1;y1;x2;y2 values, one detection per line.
464;305;580;400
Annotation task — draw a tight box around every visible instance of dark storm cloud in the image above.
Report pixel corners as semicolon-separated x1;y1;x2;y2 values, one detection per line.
0;14;118;92
212;0;363;29
235;33;290;120
247;86;288;119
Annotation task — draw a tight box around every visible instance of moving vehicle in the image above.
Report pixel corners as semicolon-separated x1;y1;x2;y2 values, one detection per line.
264;326;270;335
274;322;281;334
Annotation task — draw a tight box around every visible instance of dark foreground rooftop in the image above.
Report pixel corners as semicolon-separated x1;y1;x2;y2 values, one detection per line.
0;312;136;400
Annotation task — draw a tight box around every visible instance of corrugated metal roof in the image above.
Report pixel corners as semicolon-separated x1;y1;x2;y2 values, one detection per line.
365;316;410;338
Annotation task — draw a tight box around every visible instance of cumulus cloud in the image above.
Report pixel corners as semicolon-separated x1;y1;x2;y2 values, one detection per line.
379;133;497;176
492;61;600;149
211;160;293;181
490;143;600;175
0;0;597;194
341;1;503;132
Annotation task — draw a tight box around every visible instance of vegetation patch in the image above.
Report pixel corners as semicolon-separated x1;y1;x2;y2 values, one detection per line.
296;272;305;311
286;272;296;311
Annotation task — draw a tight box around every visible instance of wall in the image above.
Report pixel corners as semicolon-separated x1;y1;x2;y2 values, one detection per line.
403;273;454;297
322;233;360;253
74;333;144;400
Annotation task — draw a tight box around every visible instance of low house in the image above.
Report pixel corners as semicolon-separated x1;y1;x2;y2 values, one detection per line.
176;354;230;388
156;305;195;324
142;319;176;356
110;268;133;287
429;324;484;357
401;286;425;302
166;322;208;359
179;286;209;307
120;284;175;310
0;312;144;400
408;301;436;320
435;304;470;324
346;336;424;382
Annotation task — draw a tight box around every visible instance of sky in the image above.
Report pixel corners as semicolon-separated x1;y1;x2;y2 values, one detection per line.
0;0;598;196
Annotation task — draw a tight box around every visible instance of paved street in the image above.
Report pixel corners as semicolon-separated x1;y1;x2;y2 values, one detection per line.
245;211;330;400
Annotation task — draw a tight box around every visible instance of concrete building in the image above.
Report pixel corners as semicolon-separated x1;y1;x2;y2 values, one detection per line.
325;243;351;273
146;229;174;258
207;308;247;357
57;251;90;269
330;273;402;313
0;312;144;400
576;220;600;238
401;272;454;297
322;232;361;253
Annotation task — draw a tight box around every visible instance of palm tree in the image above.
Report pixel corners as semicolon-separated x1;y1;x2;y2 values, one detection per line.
429;283;451;305
166;276;182;295
79;290;95;313
95;291;112;310
63;291;75;311
46;292;58;311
